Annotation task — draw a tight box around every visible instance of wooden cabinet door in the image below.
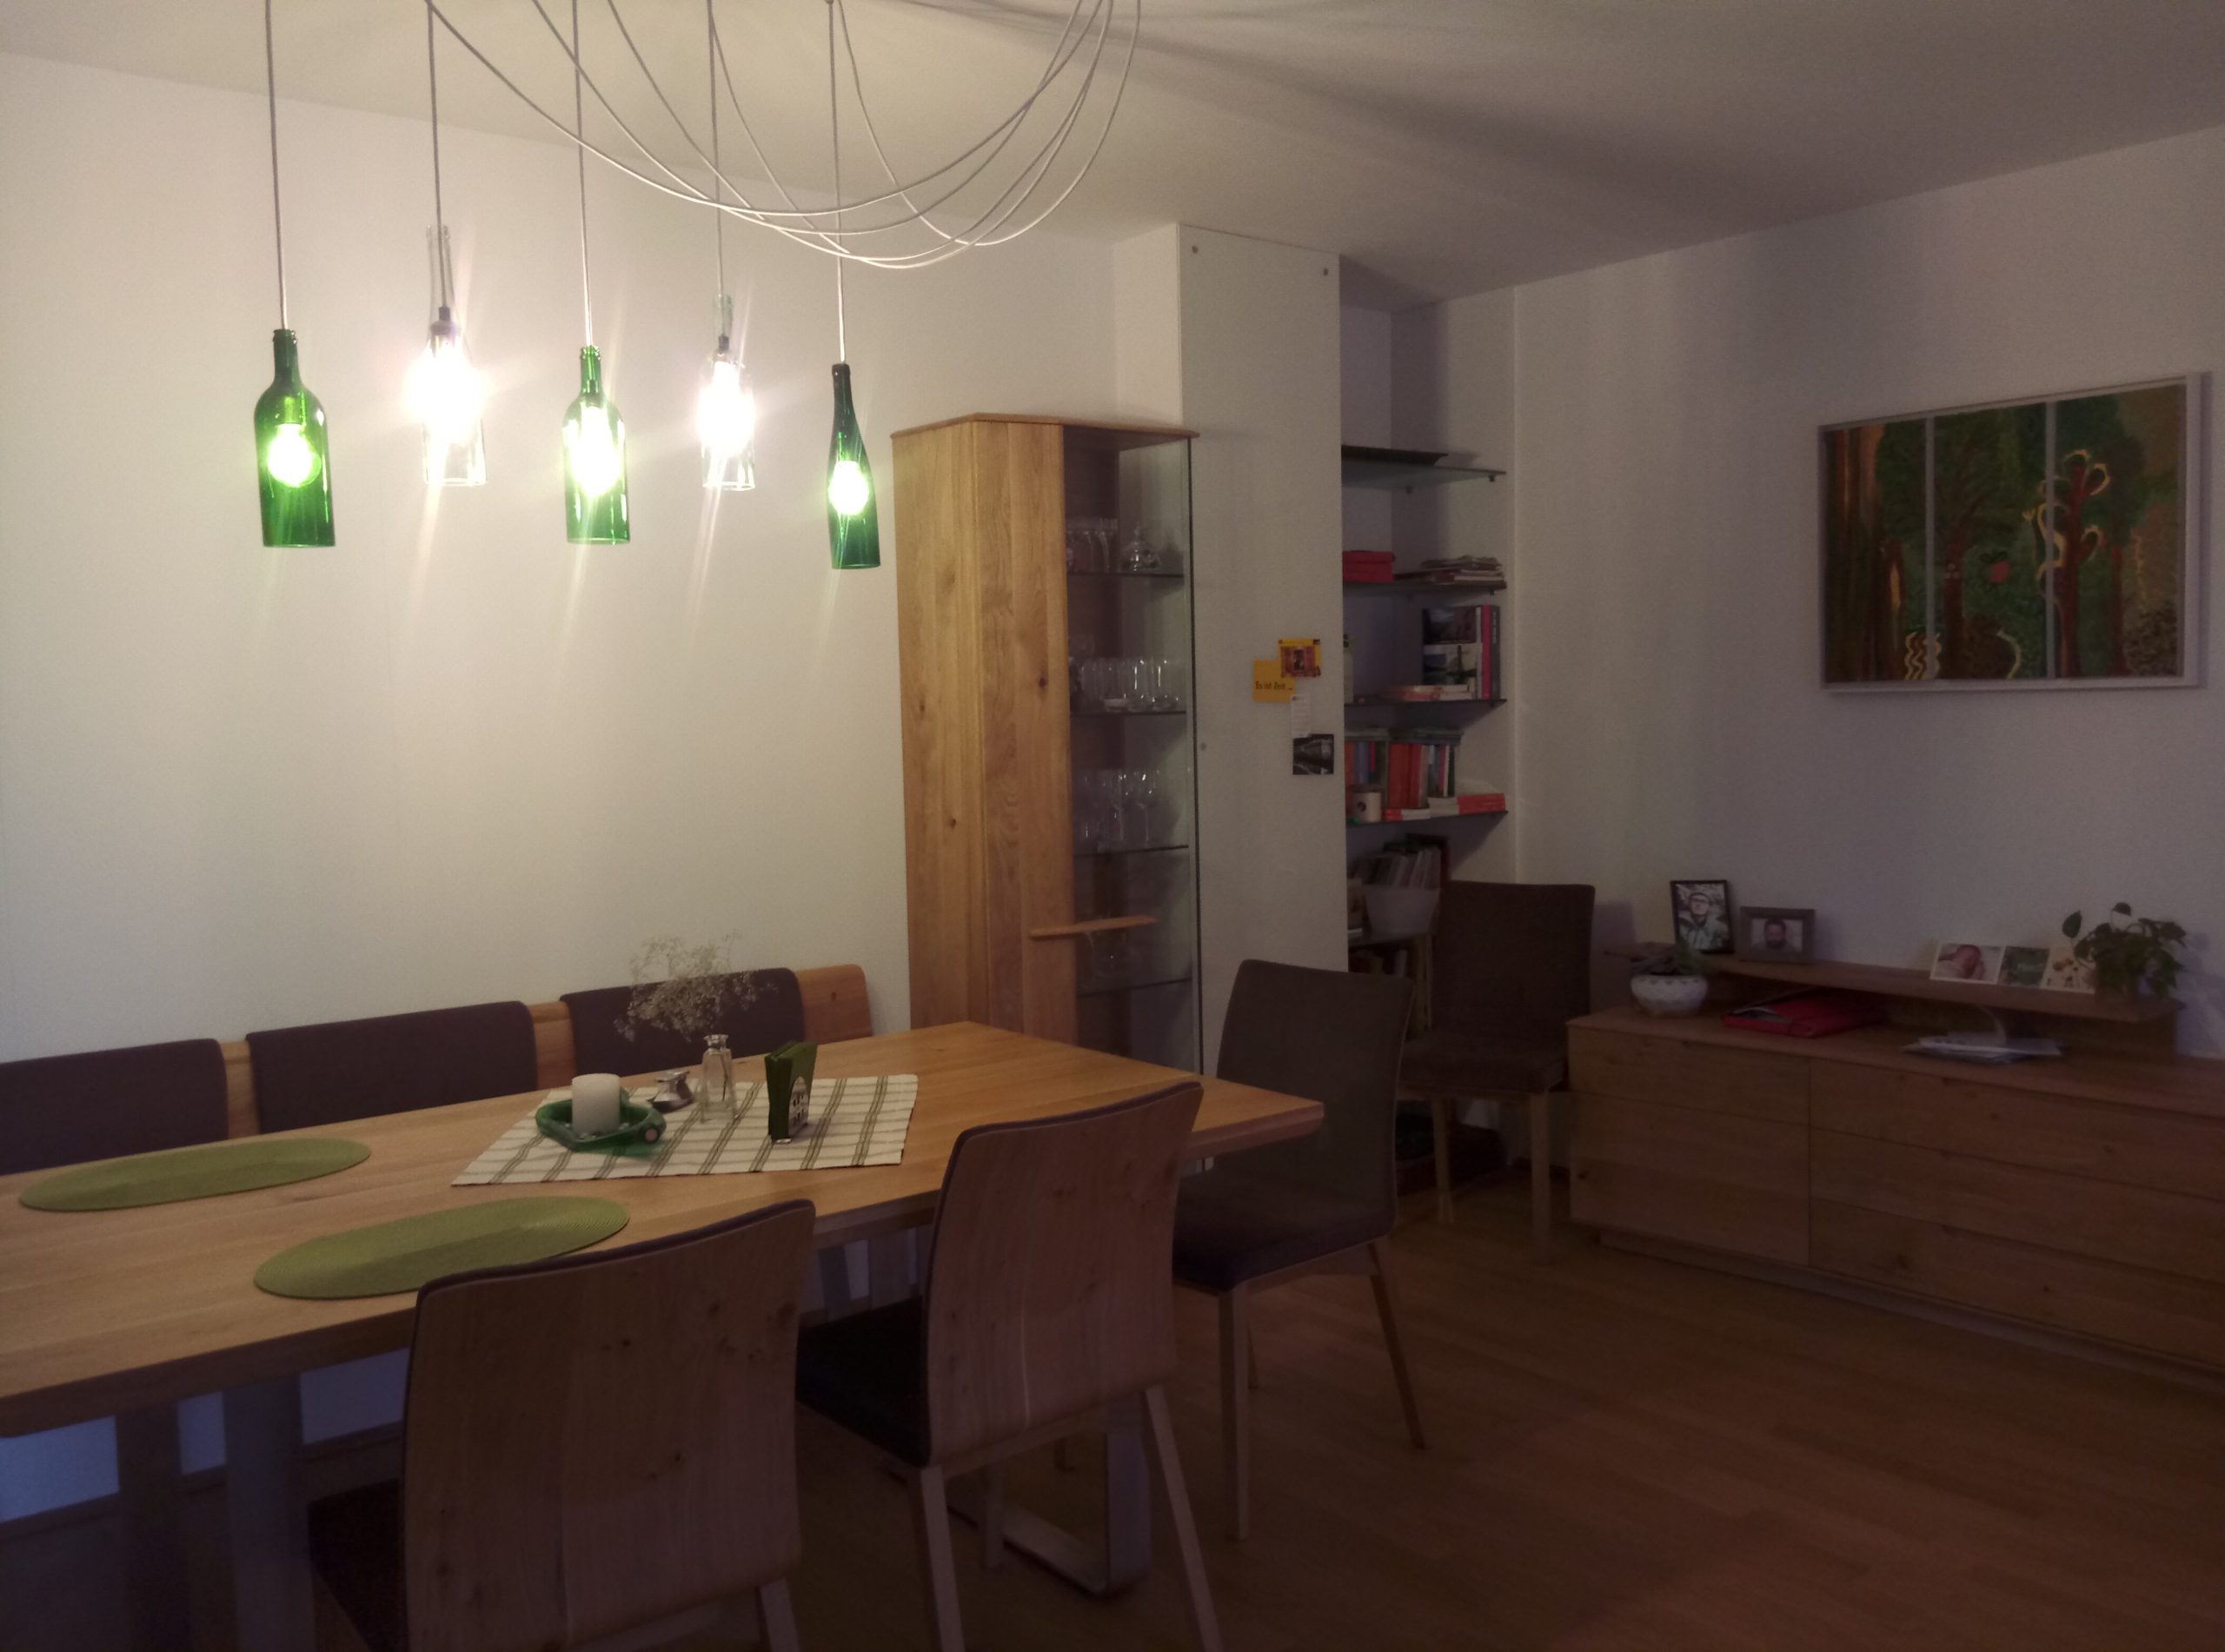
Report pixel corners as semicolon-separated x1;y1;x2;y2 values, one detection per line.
1571;1092;1810;1265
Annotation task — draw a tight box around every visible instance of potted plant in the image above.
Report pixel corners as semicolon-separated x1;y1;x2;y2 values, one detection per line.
2060;905;2188;998
1630;942;1710;1017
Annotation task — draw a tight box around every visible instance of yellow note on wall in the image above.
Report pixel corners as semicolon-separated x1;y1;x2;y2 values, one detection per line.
1252;659;1294;701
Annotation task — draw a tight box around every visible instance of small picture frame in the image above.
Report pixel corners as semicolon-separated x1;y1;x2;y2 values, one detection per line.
1670;879;1733;955
1998;945;2051;989
1737;906;1815;963
1929;941;2003;985
2042;941;2097;993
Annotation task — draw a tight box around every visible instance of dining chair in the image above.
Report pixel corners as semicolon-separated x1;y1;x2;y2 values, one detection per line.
794;1083;1221;1652
1399;880;1595;1239
1173;960;1424;1540
0;1037;232;1651
561;967;806;1078
246;1000;538;1131
307;1199;819;1652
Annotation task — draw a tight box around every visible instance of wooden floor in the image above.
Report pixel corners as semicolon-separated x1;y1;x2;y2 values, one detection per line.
10;1179;2225;1650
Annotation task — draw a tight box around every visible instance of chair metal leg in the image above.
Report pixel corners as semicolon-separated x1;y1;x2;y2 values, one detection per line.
1528;1091;1554;1257
1142;1384;1224;1652
1366;1240;1427;1450
980;1464;1006;1569
912;1465;966;1652
1218;1287;1252;1540
757;1577;801;1652
1429;1095;1456;1223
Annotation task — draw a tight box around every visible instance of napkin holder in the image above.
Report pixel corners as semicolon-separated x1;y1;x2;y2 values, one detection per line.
763;1041;819;1143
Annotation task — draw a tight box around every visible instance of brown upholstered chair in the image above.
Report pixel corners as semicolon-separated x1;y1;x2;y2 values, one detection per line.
561;968;806;1078
246;1001;537;1132
1399;880;1595;1239
308;1200;818;1652
795;1085;1221;1652
0;1038;233;1648
1172;960;1424;1539
0;1038;229;1176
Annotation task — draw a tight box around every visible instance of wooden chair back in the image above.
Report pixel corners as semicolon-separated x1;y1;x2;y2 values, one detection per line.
0;1038;229;1176
1431;880;1596;1044
1214;960;1412;1223
246;1001;538;1132
400;1200;816;1652
921;1082;1201;1463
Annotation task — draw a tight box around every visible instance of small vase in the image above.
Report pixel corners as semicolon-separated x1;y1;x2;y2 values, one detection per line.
1631;973;1710;1017
699;1033;736;1113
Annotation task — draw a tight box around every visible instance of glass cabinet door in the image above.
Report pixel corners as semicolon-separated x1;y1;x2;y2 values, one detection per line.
1063;430;1200;1070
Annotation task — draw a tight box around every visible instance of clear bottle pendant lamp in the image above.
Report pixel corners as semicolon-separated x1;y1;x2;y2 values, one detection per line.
408;229;485;487
826;362;879;569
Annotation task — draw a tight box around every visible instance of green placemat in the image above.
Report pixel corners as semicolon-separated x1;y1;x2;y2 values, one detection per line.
20;1138;370;1212
254;1196;630;1300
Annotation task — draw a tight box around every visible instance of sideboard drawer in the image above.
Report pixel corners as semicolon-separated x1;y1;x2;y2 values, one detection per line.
1811;1063;2225;1202
1812;1130;2225;1286
1813;1201;2225;1370
1571;1092;1809;1264
1570;1027;1807;1124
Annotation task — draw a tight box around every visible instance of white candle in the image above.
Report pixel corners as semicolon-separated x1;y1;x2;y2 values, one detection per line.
571;1073;623;1136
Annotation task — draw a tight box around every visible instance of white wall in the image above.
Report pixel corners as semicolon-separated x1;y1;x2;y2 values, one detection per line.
1116;229;1348;1061
0;52;1115;1063
1425;123;2225;1049
0;49;1114;1520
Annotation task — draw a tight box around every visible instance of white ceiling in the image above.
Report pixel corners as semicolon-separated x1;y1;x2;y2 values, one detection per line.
7;0;2225;307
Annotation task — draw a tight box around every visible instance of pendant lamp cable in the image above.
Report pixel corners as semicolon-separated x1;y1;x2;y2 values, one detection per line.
262;0;289;328
707;0;725;310
426;1;451;309
827;0;845;362
572;0;594;347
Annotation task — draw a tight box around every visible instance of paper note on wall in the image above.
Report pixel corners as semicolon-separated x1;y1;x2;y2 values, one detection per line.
1252;659;1294;702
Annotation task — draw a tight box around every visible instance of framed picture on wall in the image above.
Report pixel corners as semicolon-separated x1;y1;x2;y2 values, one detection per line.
1736;907;1815;963
1820;375;2202;691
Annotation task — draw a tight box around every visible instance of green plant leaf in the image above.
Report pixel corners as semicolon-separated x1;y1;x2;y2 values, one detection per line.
2111;902;2133;915
2062;912;2082;938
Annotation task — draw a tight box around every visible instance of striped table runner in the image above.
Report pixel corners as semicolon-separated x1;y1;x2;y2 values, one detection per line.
454;1075;919;1186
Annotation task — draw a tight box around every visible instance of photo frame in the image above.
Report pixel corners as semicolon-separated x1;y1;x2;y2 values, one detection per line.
1670;879;1732;955
1929;941;2004;985
1821;375;2202;691
1736;906;1815;963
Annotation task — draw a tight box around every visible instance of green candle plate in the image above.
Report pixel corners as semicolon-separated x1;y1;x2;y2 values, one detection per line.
535;1093;663;1151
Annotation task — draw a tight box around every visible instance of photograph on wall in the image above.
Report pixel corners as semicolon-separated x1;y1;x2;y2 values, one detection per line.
1929;941;2003;984
1821;378;2195;688
1670;880;1732;954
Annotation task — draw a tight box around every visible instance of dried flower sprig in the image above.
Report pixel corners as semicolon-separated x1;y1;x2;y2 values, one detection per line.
622;932;762;1041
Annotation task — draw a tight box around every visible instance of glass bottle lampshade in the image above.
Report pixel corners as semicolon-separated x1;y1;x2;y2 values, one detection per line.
407;229;485;487
699;295;756;491
826;362;879;569
562;345;629;544
254;328;335;547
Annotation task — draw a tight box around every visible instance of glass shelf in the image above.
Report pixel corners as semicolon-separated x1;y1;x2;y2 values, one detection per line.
1075;843;1191;859
1069;567;1185;582
1072;706;1190;719
1078;972;1195;999
1340;447;1506;492
1343;581;1505;596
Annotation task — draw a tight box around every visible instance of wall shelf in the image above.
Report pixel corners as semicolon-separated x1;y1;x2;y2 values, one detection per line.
1340;446;1506;492
1710;956;2178;1026
1342;581;1505;596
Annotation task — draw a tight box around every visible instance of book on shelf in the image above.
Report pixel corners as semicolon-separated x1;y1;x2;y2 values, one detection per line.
1354;836;1445;889
1342;548;1397;584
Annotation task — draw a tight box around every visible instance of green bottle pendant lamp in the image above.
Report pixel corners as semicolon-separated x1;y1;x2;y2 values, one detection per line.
827;362;879;569
253;0;332;548
563;346;629;545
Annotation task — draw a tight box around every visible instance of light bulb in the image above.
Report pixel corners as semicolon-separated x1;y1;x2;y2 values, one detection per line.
828;457;871;517
567;405;623;499
265;423;318;487
406;322;487;487
698;354;757;491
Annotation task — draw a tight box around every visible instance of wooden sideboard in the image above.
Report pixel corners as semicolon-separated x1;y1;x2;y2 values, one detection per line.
1568;995;2225;1373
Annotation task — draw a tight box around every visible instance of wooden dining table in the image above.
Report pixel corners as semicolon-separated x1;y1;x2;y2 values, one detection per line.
0;1020;1319;1651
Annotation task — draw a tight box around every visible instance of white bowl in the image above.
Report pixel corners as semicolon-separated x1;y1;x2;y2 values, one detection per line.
1631;972;1709;1017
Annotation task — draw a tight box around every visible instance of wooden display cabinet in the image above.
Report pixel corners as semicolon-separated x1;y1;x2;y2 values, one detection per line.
893;414;1202;1069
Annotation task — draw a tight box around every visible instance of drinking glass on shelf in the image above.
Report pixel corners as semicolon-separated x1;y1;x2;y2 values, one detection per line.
1143;657;1181;712
1119;527;1159;574
1088;926;1133;992
1079;656;1114;711
1127;768;1166;847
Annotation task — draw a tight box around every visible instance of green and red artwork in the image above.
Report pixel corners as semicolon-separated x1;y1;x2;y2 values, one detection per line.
1822;380;2191;687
